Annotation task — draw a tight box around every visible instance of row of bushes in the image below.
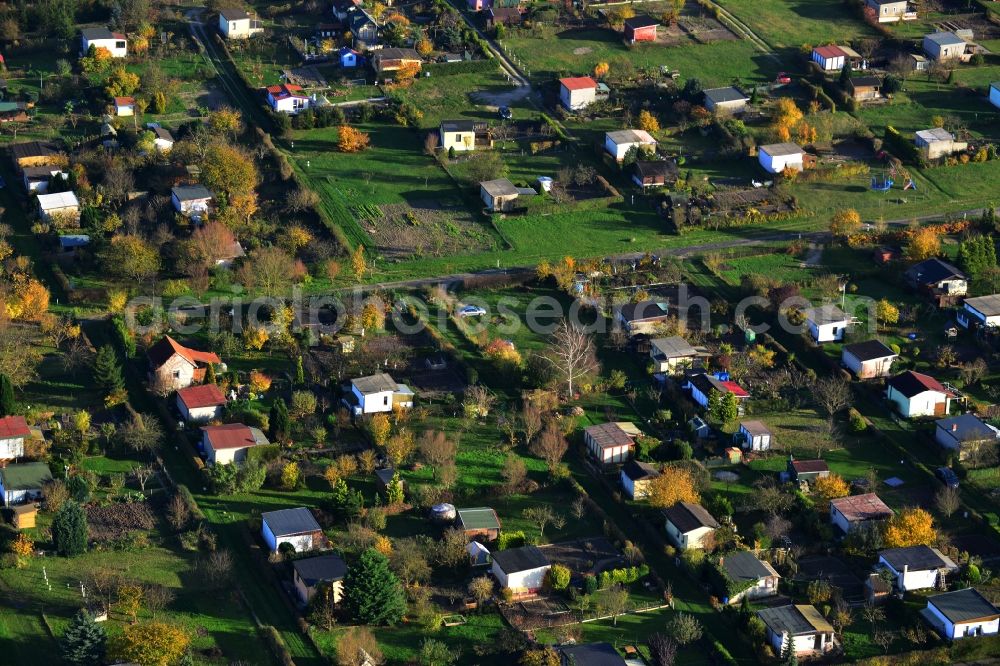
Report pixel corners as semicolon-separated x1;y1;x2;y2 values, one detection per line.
596;564;650;589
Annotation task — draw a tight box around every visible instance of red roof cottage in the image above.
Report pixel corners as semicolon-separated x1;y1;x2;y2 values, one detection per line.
0;415;31;460
624;15;658;43
176;383;227;423
148;335;221;392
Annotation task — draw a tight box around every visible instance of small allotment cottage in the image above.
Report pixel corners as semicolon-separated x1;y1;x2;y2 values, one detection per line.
959;294;1000;329
736;420;772;452
584;421;639;464
664;501;719;550
720;551;781;603
37;191;80;225
924;588;1000;640
915;127;967;160
886;370;953;418
757;605;836;657
905;257;967;298
292;554;347;604
620;460;660;499
923;31;974;62
261;507;323;553
842;340;897;379
604;129;656;161
787;457;829;483
632;160;678;189
703;87;749;115
349;373;414;415
830;493;893;534
491;545;551;596
148;335;221;391
266;84;310;115
171;185;214;216
0;462;53;505
0;415;31;460
649;336;701;374
758;142;806;174
201;423;268;465
480;178;521;212
685;372;749;413
372;48;422;75
866;0;915;22
811;45;848;71
878;545;957;592
935;413;1000;462
176;383;227;423
558;76;598;111
623;15;658;43
439;120;491;153
616;300;671;335
81;27;127;58
113;96;135;116
218;8;263;39
151;127;175;153
802;304;849;343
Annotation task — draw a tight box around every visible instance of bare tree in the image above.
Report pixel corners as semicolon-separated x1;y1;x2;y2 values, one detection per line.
521;400;543;446
814;377;852;418
523;505;562;538
529;419;568;469
545;319;600;397
336;626;385;666
935;486;960;518
132;466;155;494
143;584;175;619
463;385;496;418
418;430;458;481
189;221;237;269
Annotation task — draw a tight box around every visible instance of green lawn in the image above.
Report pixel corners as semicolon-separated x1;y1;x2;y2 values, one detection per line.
503;29;781;86
714;0;876;49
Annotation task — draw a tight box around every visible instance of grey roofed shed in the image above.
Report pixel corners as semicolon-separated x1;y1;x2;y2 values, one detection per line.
760;142;803;157
171;185;213;201
480;178;518;197
351;373;398;394
964;294;1000;317
758;605;816;634
927;588;1000;624
721;550;779;584
880;545;955;572
650;336;698;359
491;545;549;573
663;501;720;533
292;554;347;586
703;87;748;105
261;507;322;537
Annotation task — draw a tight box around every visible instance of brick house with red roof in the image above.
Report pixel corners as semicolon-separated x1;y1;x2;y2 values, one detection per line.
886;370;953;418
266;83;310;115
148;335;221;392
176;384;228;423
201;423;269;465
0;415;31;460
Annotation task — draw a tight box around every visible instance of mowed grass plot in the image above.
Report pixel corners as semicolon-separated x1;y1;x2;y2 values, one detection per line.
504;29;781;85
714;0;875;48
289;123;501;253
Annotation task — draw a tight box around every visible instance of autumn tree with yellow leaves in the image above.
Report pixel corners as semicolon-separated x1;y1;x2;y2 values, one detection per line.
109;621;191;666
771;98;803;143
647;466;699;509
814;474;851;503
883;508;937;548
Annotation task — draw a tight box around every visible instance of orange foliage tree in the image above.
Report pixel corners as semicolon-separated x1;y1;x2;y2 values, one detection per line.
647;466;699;508
338;125;371;153
883;508;937;548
